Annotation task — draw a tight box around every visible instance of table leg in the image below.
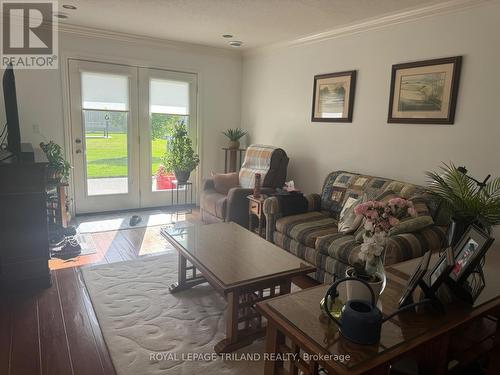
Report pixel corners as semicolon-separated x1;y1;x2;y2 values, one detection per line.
258;214;263;237
264;323;285;375
169;253;206;293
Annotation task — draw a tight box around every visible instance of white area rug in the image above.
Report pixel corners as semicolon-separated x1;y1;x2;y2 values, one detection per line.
82;252;264;375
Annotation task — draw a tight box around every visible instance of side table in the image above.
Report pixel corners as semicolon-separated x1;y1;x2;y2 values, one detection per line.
222;147;246;173
171;180;194;219
247;194;267;237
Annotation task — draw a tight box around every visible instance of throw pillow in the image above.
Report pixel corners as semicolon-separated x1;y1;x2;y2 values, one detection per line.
389;216;434;236
212;172;239;195
338;194;366;234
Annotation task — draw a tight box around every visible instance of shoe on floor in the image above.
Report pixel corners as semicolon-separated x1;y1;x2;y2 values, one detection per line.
129;215;142;226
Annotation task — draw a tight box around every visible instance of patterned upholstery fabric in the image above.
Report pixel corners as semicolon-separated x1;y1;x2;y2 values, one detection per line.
273;232;349;283
239;144;276;188
266;170;448;283
275;211;337;248
319;171;429;219
274;226;447;283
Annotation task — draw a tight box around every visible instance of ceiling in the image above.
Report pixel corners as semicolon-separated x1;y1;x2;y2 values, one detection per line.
56;0;460;50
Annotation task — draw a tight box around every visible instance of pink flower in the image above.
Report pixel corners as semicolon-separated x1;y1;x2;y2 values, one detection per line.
389;217;400;226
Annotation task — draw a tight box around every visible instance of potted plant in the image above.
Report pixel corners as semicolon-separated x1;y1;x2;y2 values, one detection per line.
350;198;417;302
161;123;199;184
222;128;247;149
426;163;500;246
40;141;71;182
155;164;175;190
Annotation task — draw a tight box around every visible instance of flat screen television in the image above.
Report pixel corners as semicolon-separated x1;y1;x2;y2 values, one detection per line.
2;63;21;156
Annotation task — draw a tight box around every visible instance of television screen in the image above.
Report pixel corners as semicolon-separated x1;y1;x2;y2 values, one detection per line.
2;64;21;156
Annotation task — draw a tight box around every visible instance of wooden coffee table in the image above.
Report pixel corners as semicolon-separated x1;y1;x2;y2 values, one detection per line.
160;222;315;353
257;248;500;375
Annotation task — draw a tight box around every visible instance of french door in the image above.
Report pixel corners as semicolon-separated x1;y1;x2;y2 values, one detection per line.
68;60;198;214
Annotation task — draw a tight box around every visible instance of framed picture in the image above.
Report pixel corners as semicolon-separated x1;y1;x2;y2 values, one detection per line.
399;250;432;308
428;247;454;291
449;225;494;284
312;70;356;122
388;56;462;124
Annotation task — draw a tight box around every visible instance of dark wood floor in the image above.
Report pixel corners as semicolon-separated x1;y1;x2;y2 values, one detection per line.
0;221;185;375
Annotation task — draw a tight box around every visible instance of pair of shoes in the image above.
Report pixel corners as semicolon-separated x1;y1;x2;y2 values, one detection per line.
51;239;82;260
129;215;142;226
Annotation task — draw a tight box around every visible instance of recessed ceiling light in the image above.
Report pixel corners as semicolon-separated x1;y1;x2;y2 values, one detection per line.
222;34;233;38
229;40;243;47
62;4;77;10
54;12;69;19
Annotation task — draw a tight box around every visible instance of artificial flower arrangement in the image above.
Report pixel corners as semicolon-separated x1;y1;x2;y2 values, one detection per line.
353;197;417;280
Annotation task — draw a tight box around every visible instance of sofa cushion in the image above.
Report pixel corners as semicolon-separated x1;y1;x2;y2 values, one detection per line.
388;216;434;236
315;225;447;266
273;231;350;283
315;233;361;265
338;194;366;234
200;191;227;220
275;211;337;248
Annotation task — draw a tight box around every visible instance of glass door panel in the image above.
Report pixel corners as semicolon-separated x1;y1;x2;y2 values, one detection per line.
139;69;197;208
69;60;140;214
150;79;190;192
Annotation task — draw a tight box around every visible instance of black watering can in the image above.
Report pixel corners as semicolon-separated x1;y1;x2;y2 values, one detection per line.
322;277;430;345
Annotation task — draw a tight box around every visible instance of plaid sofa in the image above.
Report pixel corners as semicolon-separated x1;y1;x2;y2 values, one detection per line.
263;171;447;283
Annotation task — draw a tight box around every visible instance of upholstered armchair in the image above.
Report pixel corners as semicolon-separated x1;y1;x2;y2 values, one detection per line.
200;144;289;228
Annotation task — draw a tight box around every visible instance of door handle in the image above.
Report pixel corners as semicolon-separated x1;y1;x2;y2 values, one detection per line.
75;138;82;144
75;149;82;154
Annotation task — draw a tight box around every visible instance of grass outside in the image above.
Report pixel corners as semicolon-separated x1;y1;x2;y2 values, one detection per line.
85;132;167;178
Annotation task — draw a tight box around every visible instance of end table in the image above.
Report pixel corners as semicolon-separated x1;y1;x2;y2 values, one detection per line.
247;194;267;237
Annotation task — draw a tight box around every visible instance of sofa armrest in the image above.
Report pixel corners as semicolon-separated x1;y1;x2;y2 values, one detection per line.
263;193;321;243
306;193;322;211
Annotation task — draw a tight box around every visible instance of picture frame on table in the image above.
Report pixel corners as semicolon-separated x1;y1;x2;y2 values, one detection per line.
449;225;494;284
388;56;462;124
427;247;454;292
311;70;357;123
398;250;432;308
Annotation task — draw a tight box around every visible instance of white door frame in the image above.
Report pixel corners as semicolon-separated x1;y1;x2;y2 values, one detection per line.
68;59;140;213
138;67;198;208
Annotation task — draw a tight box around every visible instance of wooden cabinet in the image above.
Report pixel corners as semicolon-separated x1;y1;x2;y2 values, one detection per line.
0;161;51;288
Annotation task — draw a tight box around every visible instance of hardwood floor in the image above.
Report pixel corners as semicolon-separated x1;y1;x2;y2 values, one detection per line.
0;214;193;375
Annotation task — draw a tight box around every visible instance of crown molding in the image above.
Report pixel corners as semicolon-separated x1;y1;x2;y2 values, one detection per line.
57;23;242;59
244;0;494;58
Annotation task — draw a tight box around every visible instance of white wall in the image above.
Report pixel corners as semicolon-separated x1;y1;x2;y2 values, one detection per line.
241;2;500;195
0;31;242;179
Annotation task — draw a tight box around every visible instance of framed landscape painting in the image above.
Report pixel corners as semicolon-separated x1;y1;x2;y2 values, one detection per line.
388;56;462;124
312;70;356;122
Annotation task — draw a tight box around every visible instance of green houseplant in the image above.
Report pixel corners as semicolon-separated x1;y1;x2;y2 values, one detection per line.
40;141;71;182
222;128;247;149
161;123;199;184
426;163;500;244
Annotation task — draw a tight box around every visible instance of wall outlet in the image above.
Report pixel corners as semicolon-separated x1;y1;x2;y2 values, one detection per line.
32;124;40;134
